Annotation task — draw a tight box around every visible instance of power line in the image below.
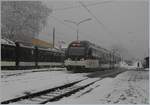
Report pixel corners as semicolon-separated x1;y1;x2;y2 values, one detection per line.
53;1;113;11
79;1;112;35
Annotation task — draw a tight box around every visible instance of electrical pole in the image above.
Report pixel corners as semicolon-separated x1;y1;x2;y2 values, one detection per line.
64;18;92;41
77;26;79;40
53;27;55;48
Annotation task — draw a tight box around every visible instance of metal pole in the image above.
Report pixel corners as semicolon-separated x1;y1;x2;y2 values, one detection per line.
53;27;55;48
64;18;92;41
77;26;79;40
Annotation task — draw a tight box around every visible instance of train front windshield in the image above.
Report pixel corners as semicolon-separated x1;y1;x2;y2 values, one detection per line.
67;42;86;59
68;47;85;56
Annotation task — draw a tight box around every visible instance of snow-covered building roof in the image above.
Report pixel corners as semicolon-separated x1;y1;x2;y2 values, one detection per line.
1;38;15;45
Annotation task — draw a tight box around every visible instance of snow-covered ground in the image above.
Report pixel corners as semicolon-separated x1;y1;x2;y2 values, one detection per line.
1;68;149;104
1;70;89;101
1;67;66;78
50;70;149;104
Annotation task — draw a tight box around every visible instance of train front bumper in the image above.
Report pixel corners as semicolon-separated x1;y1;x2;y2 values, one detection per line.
64;59;99;68
65;60;86;66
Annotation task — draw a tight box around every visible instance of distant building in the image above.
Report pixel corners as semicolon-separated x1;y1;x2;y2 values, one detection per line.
32;38;53;48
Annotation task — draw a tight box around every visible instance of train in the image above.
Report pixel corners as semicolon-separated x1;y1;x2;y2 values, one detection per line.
64;40;121;71
1;41;65;70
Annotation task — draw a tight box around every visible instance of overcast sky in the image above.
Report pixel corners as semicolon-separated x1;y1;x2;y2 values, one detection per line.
39;0;148;60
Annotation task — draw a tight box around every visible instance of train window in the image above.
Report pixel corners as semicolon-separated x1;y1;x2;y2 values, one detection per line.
69;47;85;56
88;48;92;56
1;44;16;61
19;47;34;62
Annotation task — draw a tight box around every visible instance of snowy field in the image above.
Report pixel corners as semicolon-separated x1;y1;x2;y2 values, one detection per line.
50;70;149;104
1;69;89;101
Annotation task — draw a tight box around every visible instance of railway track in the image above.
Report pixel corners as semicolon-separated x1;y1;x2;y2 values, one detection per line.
1;68;65;78
1;78;87;104
1;70;124;104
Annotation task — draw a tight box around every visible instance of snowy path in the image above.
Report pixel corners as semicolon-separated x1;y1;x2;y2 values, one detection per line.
51;70;149;104
1;68;65;78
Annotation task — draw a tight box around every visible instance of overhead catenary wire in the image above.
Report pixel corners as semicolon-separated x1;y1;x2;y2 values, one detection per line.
53;1;113;11
50;1;114;43
79;1;112;35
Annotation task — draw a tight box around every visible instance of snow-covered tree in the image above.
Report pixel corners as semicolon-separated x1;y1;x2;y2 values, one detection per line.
1;1;52;43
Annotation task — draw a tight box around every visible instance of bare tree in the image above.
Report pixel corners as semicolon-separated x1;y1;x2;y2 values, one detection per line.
1;1;52;43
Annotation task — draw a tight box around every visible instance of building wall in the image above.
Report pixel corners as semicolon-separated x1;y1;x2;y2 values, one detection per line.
32;38;53;48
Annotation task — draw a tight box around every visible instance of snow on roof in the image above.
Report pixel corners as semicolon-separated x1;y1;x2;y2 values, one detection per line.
1;38;15;45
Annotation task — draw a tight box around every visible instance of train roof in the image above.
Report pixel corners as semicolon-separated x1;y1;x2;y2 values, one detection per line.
70;40;90;44
2;38;64;54
70;40;121;57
